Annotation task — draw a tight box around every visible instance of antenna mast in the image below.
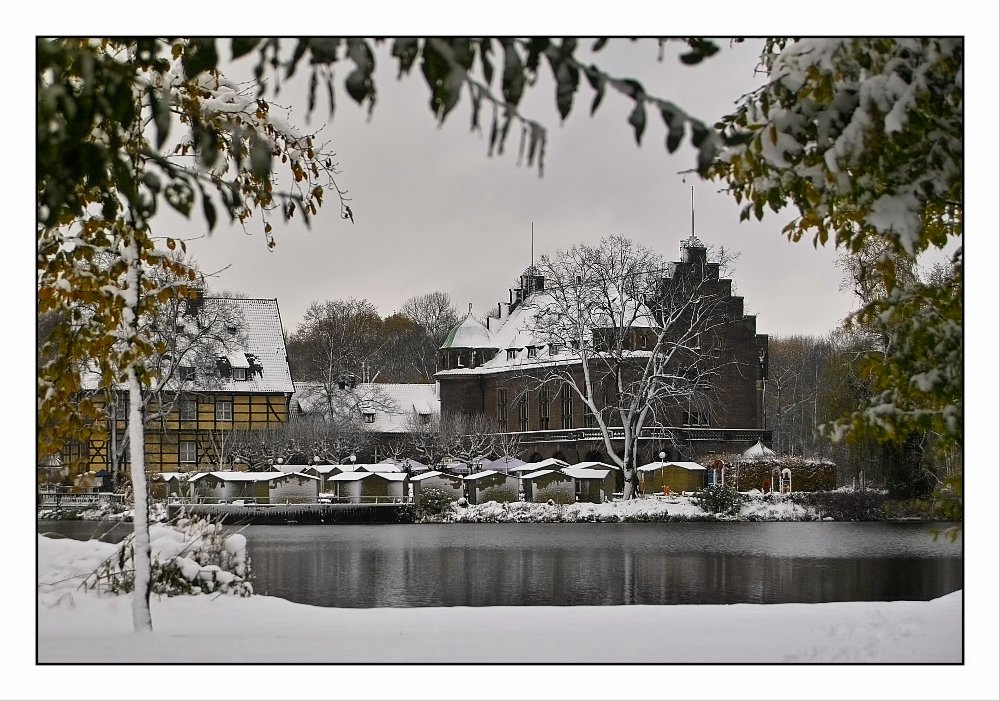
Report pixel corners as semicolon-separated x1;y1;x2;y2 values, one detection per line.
690;186;695;236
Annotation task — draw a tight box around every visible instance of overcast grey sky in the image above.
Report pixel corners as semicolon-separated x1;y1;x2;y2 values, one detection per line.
168;38;864;340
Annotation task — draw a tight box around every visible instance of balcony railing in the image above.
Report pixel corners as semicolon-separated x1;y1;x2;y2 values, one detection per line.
492;427;770;445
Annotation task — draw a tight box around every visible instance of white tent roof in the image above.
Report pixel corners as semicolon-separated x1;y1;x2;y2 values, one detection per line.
743;440;777;459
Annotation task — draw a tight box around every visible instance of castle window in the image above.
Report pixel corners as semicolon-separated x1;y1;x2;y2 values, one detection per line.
216;400;233;422
497;389;508;431
518;393;528;432
561;384;573;429
180;398;198;421
179;441;198;463
538;387;549;430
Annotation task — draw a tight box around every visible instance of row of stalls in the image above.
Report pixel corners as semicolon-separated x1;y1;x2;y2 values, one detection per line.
148;455;716;506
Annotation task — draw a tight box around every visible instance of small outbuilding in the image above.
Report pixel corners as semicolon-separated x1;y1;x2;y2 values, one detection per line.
409;470;464;505
636;461;707;494
561;465;617;503
322;471;408;503
463;470;519;504
521;469;576;504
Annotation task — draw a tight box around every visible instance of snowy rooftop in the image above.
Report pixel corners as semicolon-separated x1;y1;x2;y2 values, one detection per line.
80;298;294;394
326;471;407;482
437;289;659;377
517;458;570;472
520;468;567;480
441;313;495;349
482;457;526;472
409;470;445;482
291;382;439;433
572;461;621;471
380;458;432;472
560;466;613;480
462;470;505;481
185;471;301;483
636;461;707;472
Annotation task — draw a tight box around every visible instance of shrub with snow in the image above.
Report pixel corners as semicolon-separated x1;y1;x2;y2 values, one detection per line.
693;484;747;517
418;487;457;516
82;512;253;597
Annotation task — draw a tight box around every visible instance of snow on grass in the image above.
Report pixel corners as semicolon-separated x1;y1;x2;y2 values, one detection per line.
36;528;962;664
37;585;961;664
440;493;815;523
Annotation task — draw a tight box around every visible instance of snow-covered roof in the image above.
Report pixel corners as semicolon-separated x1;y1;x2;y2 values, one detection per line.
290;382;440;434
186;471;292;483
520;458;570;471
326;471;407;483
572;461;621;471
300;464;341;476
355;463;403;473
560;466;612;480
80;297;294;394
409;470;445;481
520;468;570;480
742;440;777;459
441;313;495;349
481;457;526;472
462;470;507;481
380;458;431;472
636;461;706;472
152;472;188;482
214;298;293;394
225;351;250;369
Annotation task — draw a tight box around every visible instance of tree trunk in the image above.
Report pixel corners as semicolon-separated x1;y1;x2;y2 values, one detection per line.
127;365;153;633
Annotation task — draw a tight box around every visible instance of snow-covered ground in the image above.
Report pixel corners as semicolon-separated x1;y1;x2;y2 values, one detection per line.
440;491;815;522
28;527;987;700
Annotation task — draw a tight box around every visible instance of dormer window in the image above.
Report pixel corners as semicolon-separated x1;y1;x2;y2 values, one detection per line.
232;367;247;381
506;349;517;361
548;343;561;356
179;365;196;381
363;412;376;424
570;339;580;351
527;346;537;359
419;413;431;425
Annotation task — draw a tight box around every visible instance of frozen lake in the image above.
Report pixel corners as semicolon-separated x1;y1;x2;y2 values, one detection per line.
38;520;962;607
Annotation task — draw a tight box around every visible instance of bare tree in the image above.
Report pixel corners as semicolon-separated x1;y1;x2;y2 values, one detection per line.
399;291;460;381
441;413;496;469
286;298;387;383
529;235;742;498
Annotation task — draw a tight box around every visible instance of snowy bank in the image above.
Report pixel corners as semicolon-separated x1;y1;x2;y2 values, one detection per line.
438;492;814;523
37;532;960;664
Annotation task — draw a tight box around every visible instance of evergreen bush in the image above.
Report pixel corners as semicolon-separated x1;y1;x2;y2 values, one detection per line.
694;484;747;516
418;487;457;516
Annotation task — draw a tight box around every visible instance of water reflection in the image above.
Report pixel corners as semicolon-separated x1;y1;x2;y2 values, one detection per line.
38;521;962;608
